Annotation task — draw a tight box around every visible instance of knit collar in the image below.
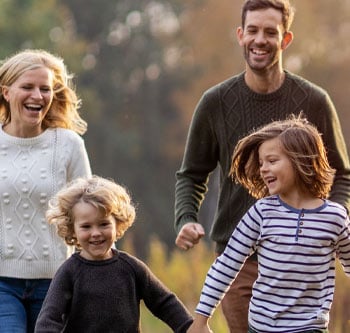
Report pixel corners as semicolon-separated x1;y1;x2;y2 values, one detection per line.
239;70;293;101
73;248;120;266
0;124;54;146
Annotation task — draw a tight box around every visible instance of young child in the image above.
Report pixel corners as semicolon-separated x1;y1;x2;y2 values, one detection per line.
34;176;193;332
188;116;350;333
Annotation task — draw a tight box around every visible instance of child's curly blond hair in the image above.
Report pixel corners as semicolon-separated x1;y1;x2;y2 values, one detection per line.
46;175;136;249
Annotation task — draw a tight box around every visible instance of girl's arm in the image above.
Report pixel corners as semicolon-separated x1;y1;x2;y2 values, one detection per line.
187;313;213;333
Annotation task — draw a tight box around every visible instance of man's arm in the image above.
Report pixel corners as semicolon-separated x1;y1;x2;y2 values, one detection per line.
174;92;219;248
314;91;350;211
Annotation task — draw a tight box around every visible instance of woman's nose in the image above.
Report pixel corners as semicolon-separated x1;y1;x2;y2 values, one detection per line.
31;87;43;99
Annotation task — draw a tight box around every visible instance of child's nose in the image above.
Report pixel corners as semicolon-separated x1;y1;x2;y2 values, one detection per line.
91;227;102;236
260;162;268;172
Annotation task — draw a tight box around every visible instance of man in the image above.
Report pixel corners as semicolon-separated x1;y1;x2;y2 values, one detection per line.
174;1;350;332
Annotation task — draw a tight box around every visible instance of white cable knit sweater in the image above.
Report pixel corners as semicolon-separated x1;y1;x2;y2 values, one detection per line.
0;126;91;279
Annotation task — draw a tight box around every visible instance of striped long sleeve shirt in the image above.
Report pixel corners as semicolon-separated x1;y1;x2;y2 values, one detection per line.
196;195;350;333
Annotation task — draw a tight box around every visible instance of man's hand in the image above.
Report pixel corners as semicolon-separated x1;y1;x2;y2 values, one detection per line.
175;223;205;250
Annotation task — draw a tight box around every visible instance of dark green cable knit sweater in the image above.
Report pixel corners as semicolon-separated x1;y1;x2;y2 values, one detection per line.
35;250;193;332
175;71;350;254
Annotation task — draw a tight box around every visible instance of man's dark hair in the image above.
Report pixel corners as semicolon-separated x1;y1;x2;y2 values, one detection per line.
241;0;295;32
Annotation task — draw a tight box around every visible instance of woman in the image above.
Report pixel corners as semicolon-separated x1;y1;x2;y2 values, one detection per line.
0;49;91;332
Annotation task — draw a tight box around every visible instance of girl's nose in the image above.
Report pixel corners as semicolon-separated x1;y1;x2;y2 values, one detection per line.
260;162;268;173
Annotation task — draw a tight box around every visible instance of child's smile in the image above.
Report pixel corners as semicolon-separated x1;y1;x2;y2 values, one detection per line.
72;201;117;261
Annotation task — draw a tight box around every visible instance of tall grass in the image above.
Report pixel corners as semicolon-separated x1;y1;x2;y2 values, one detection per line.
123;237;350;333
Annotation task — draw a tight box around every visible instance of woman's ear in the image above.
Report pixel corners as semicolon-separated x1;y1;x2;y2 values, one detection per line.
2;86;9;102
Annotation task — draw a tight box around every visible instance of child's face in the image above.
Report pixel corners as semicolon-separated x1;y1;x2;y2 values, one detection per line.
258;137;296;199
72;201;117;261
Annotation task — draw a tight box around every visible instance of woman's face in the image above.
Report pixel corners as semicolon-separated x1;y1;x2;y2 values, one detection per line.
2;66;54;137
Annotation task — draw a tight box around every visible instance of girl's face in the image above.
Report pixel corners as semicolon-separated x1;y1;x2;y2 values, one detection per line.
2;67;54;137
258;137;297;200
72;201;117;261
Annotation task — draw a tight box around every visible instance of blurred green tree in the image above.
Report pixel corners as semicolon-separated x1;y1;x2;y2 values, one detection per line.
62;0;196;254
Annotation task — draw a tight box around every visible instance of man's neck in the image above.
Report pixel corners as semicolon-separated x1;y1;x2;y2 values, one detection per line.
244;67;286;94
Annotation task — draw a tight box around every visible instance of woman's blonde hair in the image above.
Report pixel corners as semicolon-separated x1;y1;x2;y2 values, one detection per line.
46;176;136;248
0;49;87;134
230;115;335;199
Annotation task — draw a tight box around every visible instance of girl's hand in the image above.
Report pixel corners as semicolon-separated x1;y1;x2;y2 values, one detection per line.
187;314;213;333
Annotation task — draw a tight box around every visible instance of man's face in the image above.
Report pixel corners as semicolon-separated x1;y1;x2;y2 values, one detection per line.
237;8;289;73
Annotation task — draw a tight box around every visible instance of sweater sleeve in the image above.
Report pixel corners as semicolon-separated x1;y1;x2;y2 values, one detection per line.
321;94;350;212
335;214;350;277
131;255;193;332
174;89;219;233
195;203;261;317
65;131;92;181
305;87;350;212
34;260;74;332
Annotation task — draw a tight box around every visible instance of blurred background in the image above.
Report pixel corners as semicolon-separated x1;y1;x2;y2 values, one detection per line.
2;0;350;331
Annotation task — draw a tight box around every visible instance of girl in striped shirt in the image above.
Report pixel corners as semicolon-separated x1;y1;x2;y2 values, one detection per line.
188;115;350;333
